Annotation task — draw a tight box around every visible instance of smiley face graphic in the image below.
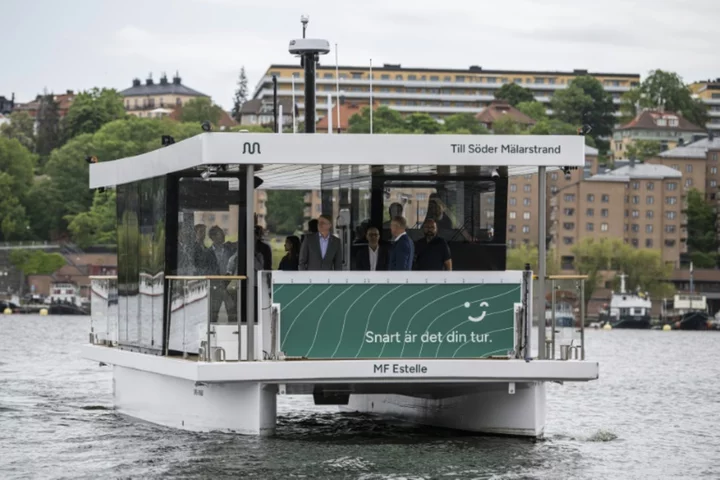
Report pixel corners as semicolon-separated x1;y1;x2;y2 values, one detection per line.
465;301;490;322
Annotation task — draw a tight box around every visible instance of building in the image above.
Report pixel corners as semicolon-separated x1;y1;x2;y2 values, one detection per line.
14;90;76;118
647;134;720;200
476;100;537;131
0;94;14;115
689;79;720;134
237;98;295;129
119;73;208;118
612;110;706;158
252;64;639;121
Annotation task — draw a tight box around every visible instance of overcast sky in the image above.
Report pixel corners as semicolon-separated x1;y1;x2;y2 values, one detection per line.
2;0;718;110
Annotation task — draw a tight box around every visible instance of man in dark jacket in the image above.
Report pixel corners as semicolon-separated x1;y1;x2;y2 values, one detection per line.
388;216;414;271
355;226;388;271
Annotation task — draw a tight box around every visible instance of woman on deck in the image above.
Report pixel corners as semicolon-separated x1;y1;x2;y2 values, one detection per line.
278;235;301;271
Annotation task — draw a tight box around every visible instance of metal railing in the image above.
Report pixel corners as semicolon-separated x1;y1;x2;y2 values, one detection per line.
166;275;247;362
540;275;587;361
88;275;118;346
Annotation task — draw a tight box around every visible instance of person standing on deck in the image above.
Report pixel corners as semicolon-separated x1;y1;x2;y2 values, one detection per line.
414;219;452;271
388;216;414;271
298;215;342;271
355;226;388;271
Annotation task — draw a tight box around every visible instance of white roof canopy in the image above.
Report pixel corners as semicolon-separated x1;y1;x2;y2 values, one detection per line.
89;132;586;189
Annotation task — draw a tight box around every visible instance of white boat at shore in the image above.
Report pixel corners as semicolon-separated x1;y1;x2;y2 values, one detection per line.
81;25;596;439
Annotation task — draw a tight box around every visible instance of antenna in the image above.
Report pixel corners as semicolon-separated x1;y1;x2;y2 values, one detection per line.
301;14;309;38
335;43;341;133
369;58;373;134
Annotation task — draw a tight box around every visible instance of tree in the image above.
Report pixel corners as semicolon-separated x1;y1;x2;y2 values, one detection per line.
492;117;525;134
516;101;547;122
625;140;662;162
179;97;224;125
9;249;66;275
441;113;489;134
62;88;126;140
686;188;717;258
620;70;708;127
0;111;35;152
406;113;441;134
265;190;305;235
65;189;117;248
494;83;535;106
572;237;674;307
506;243;559;275
35;94;62;160
0;136;35;197
231;67;249;122
347;106;409;133
0;173;30;240
229;124;272;133
551;76;615;150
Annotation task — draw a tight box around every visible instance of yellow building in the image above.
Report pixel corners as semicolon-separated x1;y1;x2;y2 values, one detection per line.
690;79;720;134
119;72;208;118
612;110;706;158
252;64;640;121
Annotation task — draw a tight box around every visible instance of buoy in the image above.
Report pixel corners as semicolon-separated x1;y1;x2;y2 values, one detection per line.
602;323;612;330
39;308;48;316
662;324;672;331
3;308;12;315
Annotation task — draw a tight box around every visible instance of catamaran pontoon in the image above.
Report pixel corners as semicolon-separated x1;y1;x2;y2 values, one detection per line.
83;129;598;437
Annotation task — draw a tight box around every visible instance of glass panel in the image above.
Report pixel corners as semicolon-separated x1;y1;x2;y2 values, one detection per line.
152;177;166;351
138;179;154;349
116;184;130;345
125;182;140;346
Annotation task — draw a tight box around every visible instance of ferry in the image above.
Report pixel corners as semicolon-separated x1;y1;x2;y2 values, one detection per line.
81;27;598;438
600;274;652;329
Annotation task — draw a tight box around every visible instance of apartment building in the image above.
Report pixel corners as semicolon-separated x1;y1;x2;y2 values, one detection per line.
690;79;720;134
647;135;720;200
252;64;639;121
119;73;208;118
612;110;706;158
14;90;76;118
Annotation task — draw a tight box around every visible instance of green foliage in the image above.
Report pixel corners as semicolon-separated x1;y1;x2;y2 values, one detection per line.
442;113;490;134
179;97;224;125
492;117;526;135
65;189;117;248
529;118;577;136
23;179;58;240
506;243;559;275
62;88;126;140
686;188;717;256
231;67;249;122
0;136;35;196
0;111;35;152
229;124;272;133
516;101;547;121
620;70;709;127
689;251;717;269
572;237;675;306
625;140;662;162
0;172;30;240
494;83;535;106
347;106;408;133
266;191;306;235
552;76;615;148
35;94;62;159
9;249;66;275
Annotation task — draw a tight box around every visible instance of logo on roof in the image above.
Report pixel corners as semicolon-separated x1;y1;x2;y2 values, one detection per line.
243;142;261;155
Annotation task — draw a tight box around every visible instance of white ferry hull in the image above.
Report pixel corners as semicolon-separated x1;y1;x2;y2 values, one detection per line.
113;365;278;435
343;382;546;437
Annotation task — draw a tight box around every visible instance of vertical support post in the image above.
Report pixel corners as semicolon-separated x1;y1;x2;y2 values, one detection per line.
369;58;373;134
278;105;283;133
551;279;556;359
536;166;547;359
580;278;586;360
522;264;532;361
291;74;296;133
303;53;316;133
206;278;212;362
327;93;333;134
246;165;256;361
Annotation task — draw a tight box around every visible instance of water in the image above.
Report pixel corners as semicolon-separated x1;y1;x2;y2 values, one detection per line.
1;316;719;479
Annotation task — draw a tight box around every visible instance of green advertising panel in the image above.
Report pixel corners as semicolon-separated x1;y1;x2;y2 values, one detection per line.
276;283;520;359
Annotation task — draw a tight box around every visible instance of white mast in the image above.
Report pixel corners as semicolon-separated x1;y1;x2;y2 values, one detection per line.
369;58;373;134
291;74;296;133
335;43;340;133
327;94;333;134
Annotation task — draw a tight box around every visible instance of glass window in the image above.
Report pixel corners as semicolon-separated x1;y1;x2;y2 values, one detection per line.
601;194;610;203
523;212;531;220
509;211;516;219
587;194;595;202
646;196;654;204
647;182;654;190
601;223;608;231
586;223;594;231
601;209;609;217
586;208;594;216
646;225;653;233
510;184;517;192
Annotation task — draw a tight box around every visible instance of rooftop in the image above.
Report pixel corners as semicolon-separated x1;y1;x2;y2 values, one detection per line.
316;101;372;131
119;73;208;98
265;64;640;79
476;100;536;127
239;98;295;116
659;136;720;159
608;163;683;179
617;110;705;133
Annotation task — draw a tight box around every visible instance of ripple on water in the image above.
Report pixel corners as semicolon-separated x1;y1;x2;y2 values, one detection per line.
1;316;719;480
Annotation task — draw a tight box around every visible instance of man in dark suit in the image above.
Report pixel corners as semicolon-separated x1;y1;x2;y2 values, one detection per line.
299;215;343;271
355;226;388;271
388;216;414;271
208;226;237;322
